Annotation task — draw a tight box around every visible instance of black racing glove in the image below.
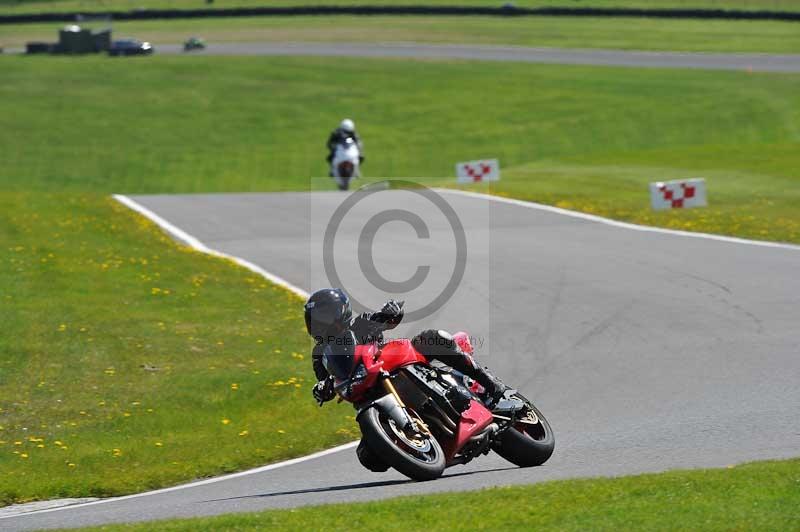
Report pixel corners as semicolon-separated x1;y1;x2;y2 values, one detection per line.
312;377;336;406
374;300;404;329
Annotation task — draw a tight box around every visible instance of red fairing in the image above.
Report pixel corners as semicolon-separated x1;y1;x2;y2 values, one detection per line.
445;399;494;461
346;340;428;402
453;331;473;354
378;339;429;372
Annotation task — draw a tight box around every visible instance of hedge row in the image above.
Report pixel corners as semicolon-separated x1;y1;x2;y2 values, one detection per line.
2;4;799;25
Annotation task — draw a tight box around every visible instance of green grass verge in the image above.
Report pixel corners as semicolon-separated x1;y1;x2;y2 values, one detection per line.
69;458;800;531
2;0;799;15
3;15;800;53
0;192;356;505
1;56;798;242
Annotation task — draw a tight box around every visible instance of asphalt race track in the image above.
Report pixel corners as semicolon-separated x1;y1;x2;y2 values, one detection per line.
5;189;799;530
160;42;800;72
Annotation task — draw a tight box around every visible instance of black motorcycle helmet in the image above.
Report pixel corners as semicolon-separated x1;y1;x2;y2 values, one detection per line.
304;288;353;341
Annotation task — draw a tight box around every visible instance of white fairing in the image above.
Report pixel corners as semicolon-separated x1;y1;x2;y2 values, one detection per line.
331;137;361;188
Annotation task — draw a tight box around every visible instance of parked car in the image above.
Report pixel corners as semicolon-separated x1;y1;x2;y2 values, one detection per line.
108;39;153;56
183;37;206;52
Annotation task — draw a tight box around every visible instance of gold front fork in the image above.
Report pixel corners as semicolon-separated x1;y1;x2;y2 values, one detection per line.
382;376;432;435
381;377;406;408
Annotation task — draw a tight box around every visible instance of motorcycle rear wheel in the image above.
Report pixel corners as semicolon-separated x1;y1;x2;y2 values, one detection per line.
492;400;554;467
359;406;445;481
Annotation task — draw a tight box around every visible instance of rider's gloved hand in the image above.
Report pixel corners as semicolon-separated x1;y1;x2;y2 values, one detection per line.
312;377;336;406
376;300;404;328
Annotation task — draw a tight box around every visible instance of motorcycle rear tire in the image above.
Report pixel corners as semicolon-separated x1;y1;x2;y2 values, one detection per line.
492;402;554;467
359;406;445;481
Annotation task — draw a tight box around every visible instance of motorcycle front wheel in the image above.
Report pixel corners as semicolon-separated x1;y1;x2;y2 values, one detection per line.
492;399;554;467
359;406;445;481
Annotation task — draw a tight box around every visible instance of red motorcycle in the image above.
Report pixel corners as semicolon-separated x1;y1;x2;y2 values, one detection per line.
324;332;554;481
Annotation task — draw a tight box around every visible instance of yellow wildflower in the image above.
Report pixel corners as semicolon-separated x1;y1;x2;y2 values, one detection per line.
221;418;230;425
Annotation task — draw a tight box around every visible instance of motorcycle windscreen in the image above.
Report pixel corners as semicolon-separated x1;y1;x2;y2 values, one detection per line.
337;161;354;178
321;332;357;380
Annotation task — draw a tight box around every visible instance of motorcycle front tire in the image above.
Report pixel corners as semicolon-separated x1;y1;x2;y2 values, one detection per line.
359;406;445;481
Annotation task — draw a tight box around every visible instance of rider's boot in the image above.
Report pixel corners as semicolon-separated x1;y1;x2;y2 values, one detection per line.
413;329;508;408
466;364;507;408
438;342;507;408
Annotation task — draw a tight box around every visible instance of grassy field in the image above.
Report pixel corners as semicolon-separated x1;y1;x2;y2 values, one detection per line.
0;192;357;505
2;0;799;15
1;55;798;242
70;457;800;531
3;15;800;53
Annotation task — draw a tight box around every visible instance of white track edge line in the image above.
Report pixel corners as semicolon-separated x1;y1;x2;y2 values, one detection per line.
2;194;350;520
0;194;350;519
437;188;800;251
2;442;359;519
112;194;310;298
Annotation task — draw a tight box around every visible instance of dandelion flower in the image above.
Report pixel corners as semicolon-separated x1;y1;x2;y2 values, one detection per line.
221;418;230;425
155;442;163;447
20;453;29;459
238;430;249;437
277;430;285;434
68;463;76;467
230;383;239;391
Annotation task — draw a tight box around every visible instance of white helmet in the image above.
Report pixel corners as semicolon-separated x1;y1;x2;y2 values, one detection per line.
339;119;355;133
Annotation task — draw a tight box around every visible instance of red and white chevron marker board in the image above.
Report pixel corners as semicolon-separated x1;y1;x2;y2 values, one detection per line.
456;159;500;184
649;178;707;210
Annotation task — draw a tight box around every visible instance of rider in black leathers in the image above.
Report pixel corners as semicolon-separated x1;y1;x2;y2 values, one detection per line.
305;289;504;403
304;288;506;472
326;119;364;165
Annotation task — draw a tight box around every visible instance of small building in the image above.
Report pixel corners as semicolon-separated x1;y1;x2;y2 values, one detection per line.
27;16;112;55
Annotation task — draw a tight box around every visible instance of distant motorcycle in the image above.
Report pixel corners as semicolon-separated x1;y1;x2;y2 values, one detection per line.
330;137;361;191
183;37;206;52
324;327;555;481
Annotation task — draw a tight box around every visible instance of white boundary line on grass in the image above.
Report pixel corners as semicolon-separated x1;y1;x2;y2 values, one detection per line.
0;194;343;521
112;194;310;298
1;442;359;519
438;188;800;251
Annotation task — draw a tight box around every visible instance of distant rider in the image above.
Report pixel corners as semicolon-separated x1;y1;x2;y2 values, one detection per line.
304;288;505;408
326;119;364;168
